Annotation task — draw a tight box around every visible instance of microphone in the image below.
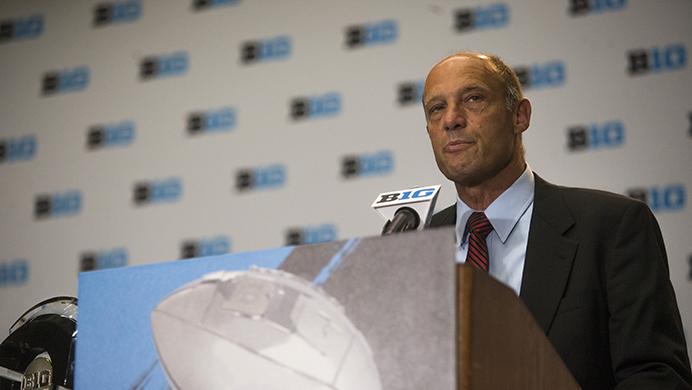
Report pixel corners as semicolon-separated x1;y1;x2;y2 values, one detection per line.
371;185;441;235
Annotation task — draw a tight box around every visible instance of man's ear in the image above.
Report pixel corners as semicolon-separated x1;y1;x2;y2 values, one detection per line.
514;98;531;134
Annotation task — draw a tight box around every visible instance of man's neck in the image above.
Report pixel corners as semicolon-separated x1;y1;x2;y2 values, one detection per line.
456;160;526;210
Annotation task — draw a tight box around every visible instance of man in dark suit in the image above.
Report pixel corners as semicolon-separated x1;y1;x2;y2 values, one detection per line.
423;51;692;389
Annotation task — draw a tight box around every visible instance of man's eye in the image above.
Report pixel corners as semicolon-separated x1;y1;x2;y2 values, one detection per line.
467;95;483;102
429;105;443;114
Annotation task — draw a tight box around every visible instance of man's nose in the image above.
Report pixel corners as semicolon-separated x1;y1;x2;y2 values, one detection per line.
442;105;466;131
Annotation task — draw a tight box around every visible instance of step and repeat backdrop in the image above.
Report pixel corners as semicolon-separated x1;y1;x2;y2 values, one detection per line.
1;0;691;350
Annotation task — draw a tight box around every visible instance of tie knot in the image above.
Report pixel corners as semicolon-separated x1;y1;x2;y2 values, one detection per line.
467;212;492;238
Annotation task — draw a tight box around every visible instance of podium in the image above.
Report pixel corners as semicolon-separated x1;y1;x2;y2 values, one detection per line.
70;227;578;389
456;265;580;390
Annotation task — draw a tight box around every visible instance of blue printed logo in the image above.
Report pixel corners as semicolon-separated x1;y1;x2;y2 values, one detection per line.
569;0;627;16
286;224;338;245
628;44;687;76
192;0;240;11
397;80;424;106
627;185;686;212
187;107;236;135
80;248;128;271
342;150;394;178
133;178;182;205
514;61;566;90
241;36;291;64
34;190;82;219
0;135;37;163
181;236;231;258
93;0;141;27
0;260;29;287
41;66;90;96
140;52;188;80
345;20;398;48
567;120;625;151
455;3;510;32
0;15;43;43
236;165;286;192
87;121;135;150
290;92;341;120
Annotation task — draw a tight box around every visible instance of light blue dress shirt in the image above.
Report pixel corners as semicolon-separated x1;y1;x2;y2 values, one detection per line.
455;166;535;295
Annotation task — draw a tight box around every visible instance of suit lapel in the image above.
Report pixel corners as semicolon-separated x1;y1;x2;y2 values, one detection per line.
520;175;578;334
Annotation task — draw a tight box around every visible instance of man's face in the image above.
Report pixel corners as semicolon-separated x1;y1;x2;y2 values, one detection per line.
423;55;523;187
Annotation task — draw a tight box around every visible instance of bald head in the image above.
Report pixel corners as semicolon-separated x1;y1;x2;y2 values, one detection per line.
425;52;523;112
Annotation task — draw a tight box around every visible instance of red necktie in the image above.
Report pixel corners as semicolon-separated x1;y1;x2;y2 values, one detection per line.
465;212;493;272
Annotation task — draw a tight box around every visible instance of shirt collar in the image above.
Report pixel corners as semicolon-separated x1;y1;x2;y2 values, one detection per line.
455;165;535;245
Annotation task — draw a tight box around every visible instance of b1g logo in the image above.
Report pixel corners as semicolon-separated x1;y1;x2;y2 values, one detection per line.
0;259;29;288
187;107;236;135
180;236;231;259
627;184;686;212
627;44;686;76
397;80;423;106
285;224;337;246
93;0;141;27
41;66;90;96
236;165;286;191
341;150;394;178
569;0;626;16
241;36;291;64
34;190;82;219
375;187;437;205
344;20;397;49
140;52;188;80
0;135;36;163
80;248;128;271
0;14;43;43
290;92;341;120
567;120;624;151
455;3;509;32
513;61;566;90
87;121;135;150
133;177;182;205
192;0;240;11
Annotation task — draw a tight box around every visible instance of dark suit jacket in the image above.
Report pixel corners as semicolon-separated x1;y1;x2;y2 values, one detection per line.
430;174;692;390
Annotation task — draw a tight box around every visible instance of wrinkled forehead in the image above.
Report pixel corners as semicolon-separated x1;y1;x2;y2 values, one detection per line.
423;54;502;100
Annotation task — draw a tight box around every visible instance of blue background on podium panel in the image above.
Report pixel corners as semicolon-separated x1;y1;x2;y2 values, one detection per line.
75;247;294;389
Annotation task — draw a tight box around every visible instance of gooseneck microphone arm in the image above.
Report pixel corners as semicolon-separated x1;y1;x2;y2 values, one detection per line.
381;207;420;235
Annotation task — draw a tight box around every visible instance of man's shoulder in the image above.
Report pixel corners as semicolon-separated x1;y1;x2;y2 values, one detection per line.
539;176;646;211
429;204;456;227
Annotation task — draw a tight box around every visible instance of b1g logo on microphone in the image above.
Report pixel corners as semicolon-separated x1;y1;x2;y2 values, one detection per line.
192;0;240;11
0;259;29;288
513;61;566;90
397;80;423;106
285;224;337;246
93;0;141;27
627;44;686;76
34;190;82;219
80;248;128;272
627;184;686;212
180;236;231;259
341;150;394;178
568;0;626;16
140;52;188;80
455;3;509;32
87;121;135;150
290;92;341;121
235;165;286;192
375;187;438;205
0;14;43;43
41;66;90;96
187;107;236;135
344;20;397;49
133;177;182;206
567;120;625;151
241;36;291;64
0;135;36;163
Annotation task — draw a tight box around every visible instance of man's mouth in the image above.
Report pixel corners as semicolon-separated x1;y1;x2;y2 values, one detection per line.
443;139;474;153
